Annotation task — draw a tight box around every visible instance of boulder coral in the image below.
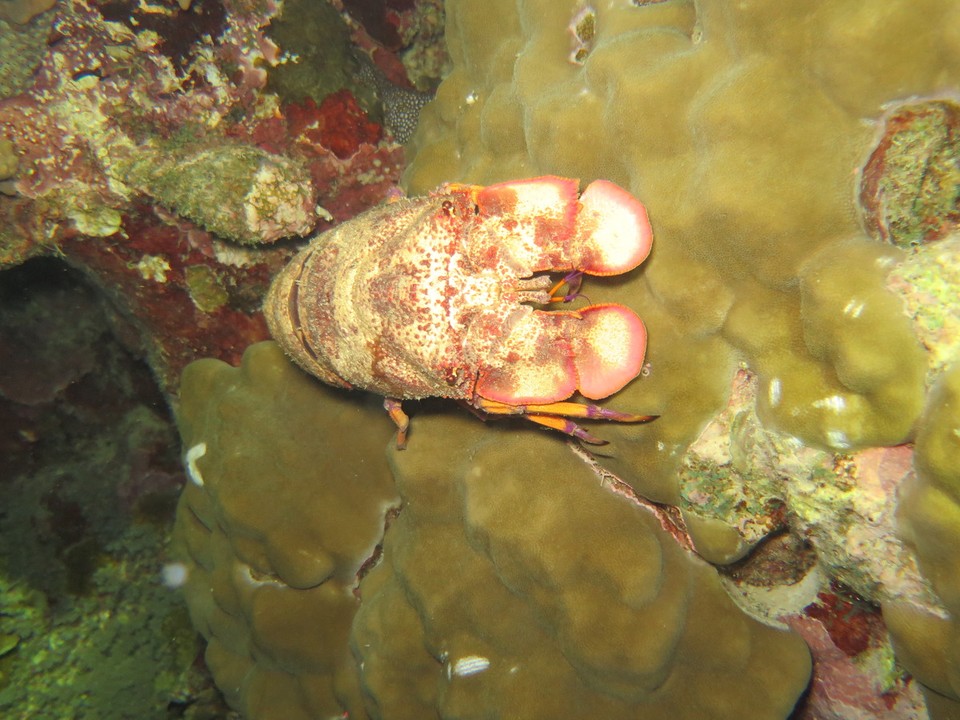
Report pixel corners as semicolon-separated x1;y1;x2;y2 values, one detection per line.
402;0;959;712
172;0;960;717
404;0;954;501
173;342;811;719
174;342;401;718
885;363;960;716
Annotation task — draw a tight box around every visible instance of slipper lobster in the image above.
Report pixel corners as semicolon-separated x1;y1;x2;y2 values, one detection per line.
264;176;656;448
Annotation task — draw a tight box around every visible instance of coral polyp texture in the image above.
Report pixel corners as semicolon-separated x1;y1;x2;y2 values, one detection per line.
396;0;959;715
174;341;811;720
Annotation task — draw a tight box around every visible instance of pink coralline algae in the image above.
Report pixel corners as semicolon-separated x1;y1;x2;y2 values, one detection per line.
287;91;383;160
859;100;960;249
0;0;407;393
788;606;927;720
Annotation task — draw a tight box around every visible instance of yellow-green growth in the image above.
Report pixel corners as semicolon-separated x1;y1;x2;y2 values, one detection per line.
884;364;960;710
184;265;229;313
119;138;315;244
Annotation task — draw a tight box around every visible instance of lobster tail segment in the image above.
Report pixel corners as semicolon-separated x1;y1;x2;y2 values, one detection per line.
573;179;653;276
571;304;647;399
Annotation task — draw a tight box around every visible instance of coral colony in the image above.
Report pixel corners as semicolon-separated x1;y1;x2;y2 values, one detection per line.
2;0;960;719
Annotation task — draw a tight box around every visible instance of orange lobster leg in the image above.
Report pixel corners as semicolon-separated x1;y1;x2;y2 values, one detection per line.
383;397;410;449
475;397;657;444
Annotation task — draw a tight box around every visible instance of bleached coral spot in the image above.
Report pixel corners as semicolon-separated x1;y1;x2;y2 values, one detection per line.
825;429;851;449
812;394;847;413
449;655;490;678
161;562;188;588
767;378;782;407
185;442;207;486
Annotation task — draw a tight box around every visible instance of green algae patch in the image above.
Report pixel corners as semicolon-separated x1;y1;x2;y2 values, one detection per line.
185;264;229;313
860;100;960;248
265;0;379;117
0;137;16;180
887;235;960;383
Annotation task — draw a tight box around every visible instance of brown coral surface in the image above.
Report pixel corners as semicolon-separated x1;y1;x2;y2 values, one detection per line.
174;341;811;719
162;0;960;718
174;342;400;718
402;2;960;713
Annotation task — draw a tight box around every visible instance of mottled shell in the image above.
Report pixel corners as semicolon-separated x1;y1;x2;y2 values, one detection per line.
265;177;653;406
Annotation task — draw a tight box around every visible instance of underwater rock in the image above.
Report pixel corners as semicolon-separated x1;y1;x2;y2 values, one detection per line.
119;141;317;245
0;0;408;393
0;258;197;718
886;234;960;385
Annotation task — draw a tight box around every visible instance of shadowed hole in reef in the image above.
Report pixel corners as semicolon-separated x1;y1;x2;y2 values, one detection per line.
0;257;180;598
0;257;212;718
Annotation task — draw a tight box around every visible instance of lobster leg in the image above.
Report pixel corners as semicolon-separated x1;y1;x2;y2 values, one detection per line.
384;397;410;449
475;396;657;444
525;414;607;444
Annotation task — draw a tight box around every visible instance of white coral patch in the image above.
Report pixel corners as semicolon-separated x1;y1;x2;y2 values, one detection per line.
843;298;865;318
768;378;782;407
449;656;490;678
812;394;846;413
185;442;207;486
825;429;851;449
161;562;188;588
136;255;171;283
